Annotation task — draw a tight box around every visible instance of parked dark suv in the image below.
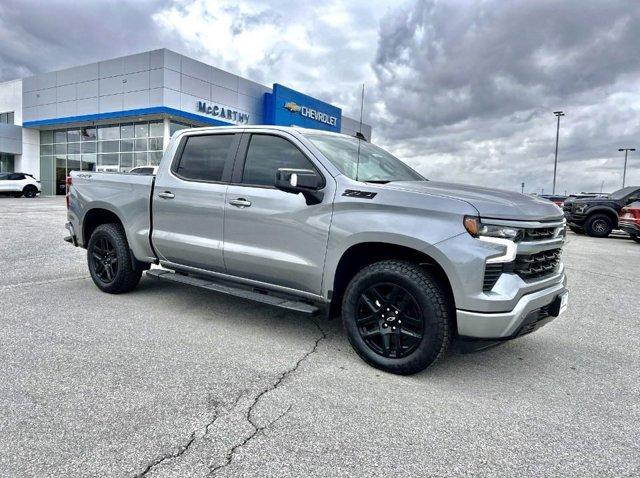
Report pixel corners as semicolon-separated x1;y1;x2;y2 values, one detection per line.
563;186;640;237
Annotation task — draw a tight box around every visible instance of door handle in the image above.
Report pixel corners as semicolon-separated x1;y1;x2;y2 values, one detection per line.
158;191;175;199
229;198;252;208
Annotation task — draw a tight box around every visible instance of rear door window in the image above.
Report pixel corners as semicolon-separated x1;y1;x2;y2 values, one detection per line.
174;134;236;182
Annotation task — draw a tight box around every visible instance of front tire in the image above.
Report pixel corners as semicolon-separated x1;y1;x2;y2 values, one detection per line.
342;260;451;375
22;185;38;198
632;235;640;244
585;214;613;237
87;223;142;293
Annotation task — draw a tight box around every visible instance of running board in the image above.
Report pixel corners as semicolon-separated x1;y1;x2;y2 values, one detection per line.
146;269;320;315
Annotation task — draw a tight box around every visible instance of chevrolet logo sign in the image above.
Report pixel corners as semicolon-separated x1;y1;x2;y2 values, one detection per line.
284;102;301;112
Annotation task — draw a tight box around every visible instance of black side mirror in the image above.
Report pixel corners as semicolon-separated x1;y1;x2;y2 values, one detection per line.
275;168;324;205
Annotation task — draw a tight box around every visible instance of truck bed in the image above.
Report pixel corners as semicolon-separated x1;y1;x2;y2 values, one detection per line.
68;171;156;262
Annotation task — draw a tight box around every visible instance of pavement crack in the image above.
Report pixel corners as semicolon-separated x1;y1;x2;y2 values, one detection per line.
209;317;327;476
134;431;198;478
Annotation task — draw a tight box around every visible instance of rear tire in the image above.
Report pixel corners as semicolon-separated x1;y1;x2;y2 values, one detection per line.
585;214;613;238
22;185;38;198
632;235;640;244
87;223;142;294
341;260;451;375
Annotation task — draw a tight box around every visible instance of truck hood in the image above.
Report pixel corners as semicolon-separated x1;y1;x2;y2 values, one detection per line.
386;180;563;221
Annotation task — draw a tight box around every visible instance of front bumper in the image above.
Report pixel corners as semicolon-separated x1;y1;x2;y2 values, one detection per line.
456;276;568;339
619;220;640;236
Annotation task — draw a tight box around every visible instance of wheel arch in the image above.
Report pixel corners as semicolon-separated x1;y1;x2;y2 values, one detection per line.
329;241;456;331
82;207;125;247
586;207;618;226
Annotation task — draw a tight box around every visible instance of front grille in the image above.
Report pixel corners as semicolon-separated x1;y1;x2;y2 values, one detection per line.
512;248;562;280
523;227;556;241
483;264;503;291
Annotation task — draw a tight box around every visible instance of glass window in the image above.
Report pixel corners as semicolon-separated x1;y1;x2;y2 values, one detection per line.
81;141;96;154
98;140;119;153
97;153;119;167
120;153;133;170
40;131;54;144
121;123;134;139
40;144;53;155
0;112;15;124
98;125;119;140
81;154;97;171
7;112;14;124
120;139;133;152
149;137;163;151
242;135;314;187
81;127;96;141
135;123;148;138
67;155;81;171
303;132;424;183
175;134;234;182
170;121;190;135
67;142;81;154
54;143;66;155
54;130;67;143
67;129;81;142
149;121;163;137
134;152;148;167
134;138;148;152
8;173;26;180
149;151;163;165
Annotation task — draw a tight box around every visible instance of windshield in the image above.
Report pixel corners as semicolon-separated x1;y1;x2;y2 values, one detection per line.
304;133;425;183
610;186;638;200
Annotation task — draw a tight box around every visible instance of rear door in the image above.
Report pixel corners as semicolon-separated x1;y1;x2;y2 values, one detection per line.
223;132;334;295
152;132;240;272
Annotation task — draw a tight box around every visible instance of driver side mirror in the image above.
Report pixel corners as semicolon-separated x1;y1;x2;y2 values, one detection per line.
275;168;324;205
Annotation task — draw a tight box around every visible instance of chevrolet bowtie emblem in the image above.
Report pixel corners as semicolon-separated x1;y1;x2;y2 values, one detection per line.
284;102;301;113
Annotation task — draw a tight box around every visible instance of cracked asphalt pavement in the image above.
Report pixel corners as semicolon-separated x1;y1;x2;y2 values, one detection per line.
1;197;639;477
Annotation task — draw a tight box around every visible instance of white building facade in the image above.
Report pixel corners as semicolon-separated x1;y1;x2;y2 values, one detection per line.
0;49;371;196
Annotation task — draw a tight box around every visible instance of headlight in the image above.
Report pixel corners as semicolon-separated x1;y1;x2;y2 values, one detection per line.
463;216;523;240
574;204;587;214
464;216;519;263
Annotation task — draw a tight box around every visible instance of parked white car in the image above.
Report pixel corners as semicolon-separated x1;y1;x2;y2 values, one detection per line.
0;172;41;198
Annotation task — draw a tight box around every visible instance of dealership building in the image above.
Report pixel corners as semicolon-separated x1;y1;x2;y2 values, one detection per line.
0;48;371;195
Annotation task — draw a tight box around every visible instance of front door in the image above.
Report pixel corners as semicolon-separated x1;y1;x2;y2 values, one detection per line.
152;132;239;272
223;133;333;295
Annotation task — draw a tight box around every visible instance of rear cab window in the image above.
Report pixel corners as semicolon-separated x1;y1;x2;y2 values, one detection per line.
173;134;236;182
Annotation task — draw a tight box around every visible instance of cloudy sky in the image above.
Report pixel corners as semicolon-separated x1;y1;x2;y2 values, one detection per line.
1;0;639;193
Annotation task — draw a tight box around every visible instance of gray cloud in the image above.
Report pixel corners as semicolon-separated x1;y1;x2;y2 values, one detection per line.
371;0;640;193
0;0;183;81
1;0;639;194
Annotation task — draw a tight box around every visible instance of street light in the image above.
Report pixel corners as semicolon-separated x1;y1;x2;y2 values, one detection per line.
552;111;565;194
618;148;636;188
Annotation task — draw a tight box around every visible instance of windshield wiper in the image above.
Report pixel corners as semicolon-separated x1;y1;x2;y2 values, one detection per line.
363;180;391;184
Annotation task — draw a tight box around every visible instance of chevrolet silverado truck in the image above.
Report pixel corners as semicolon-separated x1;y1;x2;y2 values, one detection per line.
563;186;640;237
65;125;568;375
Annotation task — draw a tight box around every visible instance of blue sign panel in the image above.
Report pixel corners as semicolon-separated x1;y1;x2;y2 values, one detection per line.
263;83;341;133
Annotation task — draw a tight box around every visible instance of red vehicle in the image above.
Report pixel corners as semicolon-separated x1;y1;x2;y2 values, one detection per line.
619;201;640;243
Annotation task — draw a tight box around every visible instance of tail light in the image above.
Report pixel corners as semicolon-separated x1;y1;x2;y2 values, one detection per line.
65;176;72;209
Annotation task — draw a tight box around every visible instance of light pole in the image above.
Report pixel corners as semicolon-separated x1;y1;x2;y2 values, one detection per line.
552;111;565;194
618;148;636;188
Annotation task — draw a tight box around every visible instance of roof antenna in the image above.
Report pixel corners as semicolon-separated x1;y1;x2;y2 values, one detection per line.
355;83;365;181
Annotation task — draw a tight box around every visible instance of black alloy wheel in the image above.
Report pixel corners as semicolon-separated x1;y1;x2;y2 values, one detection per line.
90;236;119;284
342;260;451;375
356;283;424;358
23;186;38;198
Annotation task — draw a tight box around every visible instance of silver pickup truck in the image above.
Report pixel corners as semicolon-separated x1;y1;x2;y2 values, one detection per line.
65;125;567;374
